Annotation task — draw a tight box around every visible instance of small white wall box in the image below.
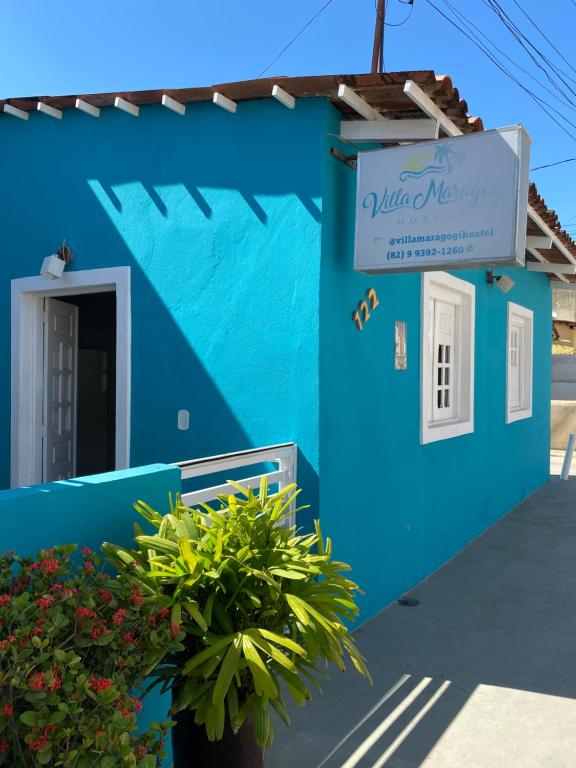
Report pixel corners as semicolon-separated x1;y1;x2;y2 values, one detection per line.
40;255;66;280
177;409;190;430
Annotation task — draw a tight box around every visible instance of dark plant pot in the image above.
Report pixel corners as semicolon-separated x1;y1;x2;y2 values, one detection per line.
171;697;264;768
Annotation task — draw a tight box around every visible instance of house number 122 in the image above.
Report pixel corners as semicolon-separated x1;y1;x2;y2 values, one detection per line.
353;289;379;331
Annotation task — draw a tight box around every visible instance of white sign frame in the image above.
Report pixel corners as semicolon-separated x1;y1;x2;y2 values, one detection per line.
354;126;531;274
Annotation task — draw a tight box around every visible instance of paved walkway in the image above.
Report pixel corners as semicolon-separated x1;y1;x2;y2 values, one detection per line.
267;478;576;768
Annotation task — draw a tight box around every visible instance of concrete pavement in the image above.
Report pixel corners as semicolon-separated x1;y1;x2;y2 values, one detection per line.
267;477;576;768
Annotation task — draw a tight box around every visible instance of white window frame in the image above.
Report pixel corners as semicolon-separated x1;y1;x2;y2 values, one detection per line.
506;301;533;424
421;271;475;445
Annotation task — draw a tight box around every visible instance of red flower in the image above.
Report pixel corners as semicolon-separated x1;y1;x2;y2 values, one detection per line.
31;558;60;575
0;595;11;607
169;623;181;640
47;669;62;692
0;634;16;650
98;589;113;604
89;674;112;693
29;735;49;751
113;608;127;626
122;631;136;645
1;705;13;717
76;607;96;620
89;621;109;640
150;606;170;624
131;587;143;607
33;619;44;636
81;547;93;556
29;671;46;690
135;745;147;759
130;696;143;713
36;596;53;612
84;561;95;572
9;576;30;594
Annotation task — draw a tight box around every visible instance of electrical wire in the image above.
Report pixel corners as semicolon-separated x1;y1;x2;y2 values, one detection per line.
531;157;576;171
510;0;576;81
385;2;414;26
480;0;576;129
425;0;576;142
256;0;337;79
482;0;576;100
440;0;576;113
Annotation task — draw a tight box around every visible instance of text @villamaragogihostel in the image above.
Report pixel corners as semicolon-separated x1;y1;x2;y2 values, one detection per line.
379;227;495;263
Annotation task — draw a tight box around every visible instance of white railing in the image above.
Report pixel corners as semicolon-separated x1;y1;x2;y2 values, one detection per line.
174;442;297;524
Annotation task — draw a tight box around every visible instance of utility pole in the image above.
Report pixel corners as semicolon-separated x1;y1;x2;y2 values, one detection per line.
371;0;386;73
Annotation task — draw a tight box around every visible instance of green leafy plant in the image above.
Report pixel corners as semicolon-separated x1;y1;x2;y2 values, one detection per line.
103;481;370;747
0;545;183;767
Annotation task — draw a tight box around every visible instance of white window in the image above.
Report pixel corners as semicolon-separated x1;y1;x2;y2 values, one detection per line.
421;271;475;444
506;302;533;423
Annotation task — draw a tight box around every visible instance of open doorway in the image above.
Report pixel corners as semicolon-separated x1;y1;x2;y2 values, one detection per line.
11;267;131;488
51;293;116;480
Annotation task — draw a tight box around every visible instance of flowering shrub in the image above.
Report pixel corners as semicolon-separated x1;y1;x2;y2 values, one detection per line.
0;546;184;767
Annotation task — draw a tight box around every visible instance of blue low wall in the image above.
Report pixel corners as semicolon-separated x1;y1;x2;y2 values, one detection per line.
0;463;181;763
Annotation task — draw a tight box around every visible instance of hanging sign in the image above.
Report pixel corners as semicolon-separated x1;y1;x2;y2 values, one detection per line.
354;126;530;274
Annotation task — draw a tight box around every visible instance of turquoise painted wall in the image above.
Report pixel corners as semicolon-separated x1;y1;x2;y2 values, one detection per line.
0;94;553;628
319;103;551;621
0;100;323;519
0;463;181;762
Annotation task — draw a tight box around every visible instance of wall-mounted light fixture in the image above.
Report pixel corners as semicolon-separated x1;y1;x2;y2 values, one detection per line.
486;270;515;294
40;241;73;279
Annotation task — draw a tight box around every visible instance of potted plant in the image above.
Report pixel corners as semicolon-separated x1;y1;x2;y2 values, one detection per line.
0;545;182;767
103;481;371;768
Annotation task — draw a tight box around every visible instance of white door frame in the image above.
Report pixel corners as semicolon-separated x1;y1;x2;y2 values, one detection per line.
11;266;131;487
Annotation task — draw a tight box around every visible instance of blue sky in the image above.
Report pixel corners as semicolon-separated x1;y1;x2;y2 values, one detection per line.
1;0;575;229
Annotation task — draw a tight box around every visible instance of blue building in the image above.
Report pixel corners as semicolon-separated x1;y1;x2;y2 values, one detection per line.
1;71;572;620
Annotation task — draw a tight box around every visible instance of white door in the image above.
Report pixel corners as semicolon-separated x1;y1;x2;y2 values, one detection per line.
43;298;78;482
432;299;456;422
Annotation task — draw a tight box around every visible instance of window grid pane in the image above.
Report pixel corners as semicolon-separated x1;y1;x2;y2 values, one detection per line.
432;300;456;423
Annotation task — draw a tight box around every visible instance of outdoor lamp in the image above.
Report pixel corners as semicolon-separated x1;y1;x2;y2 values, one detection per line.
486;270;515;294
40;241;73;279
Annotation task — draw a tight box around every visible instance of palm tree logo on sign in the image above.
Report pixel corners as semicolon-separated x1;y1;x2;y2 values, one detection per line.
399;143;463;181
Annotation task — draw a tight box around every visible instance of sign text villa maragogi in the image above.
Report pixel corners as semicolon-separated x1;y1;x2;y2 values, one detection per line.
354;126;531;274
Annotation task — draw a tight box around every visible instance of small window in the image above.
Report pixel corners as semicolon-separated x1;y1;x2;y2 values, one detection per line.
421;272;475;444
506;302;533;423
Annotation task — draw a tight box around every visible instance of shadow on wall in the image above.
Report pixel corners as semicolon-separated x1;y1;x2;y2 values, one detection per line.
0;100;322;525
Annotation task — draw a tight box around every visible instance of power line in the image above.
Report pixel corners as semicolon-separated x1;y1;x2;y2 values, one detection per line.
531;157;576;171
385;1;414;27
256;0;337;79
510;0;576;82
440;0;576;113
482;0;576;99
425;0;576;142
